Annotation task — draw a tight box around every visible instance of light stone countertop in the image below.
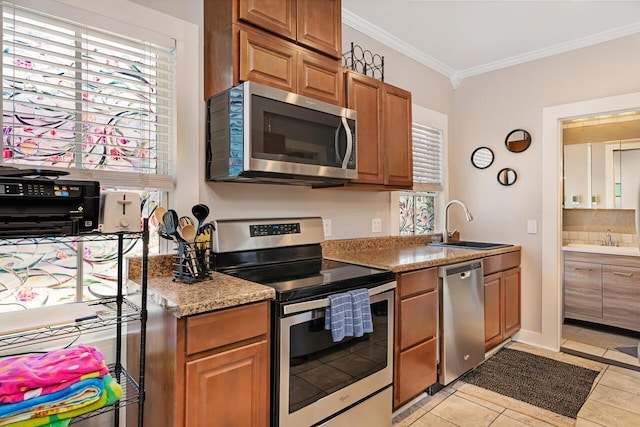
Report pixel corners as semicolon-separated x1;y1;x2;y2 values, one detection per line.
128;242;521;318
562;243;640;257
127;254;274;318
325;244;522;273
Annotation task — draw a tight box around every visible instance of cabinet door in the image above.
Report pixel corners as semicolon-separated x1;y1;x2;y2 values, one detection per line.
399;290;437;350
297;50;343;105
185;340;269;427
239;0;296;41
564;260;603;319
503;267;521;337
345;71;384;184
603;264;640;331
239;27;297;92
297;0;341;58
395;337;436;408
382;83;413;188
484;272;503;352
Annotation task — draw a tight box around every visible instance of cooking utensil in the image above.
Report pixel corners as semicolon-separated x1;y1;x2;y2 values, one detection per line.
153;206;168;231
162;210;182;242
192;204;210;235
179;215;194;229
180;223;197;242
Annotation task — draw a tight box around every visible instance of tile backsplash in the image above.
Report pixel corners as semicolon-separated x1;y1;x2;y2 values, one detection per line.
563;208;637;246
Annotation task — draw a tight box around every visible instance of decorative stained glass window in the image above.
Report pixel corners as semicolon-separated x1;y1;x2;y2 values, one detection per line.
399;192;437;236
0;3;175;312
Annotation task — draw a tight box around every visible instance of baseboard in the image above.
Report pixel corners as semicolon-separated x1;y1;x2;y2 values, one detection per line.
513;329;560;352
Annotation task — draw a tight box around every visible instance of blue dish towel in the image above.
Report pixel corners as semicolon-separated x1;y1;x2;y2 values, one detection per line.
350;288;373;336
325;292;353;342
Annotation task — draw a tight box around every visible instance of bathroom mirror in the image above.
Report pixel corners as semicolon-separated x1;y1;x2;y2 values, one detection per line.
505;129;531;153
497;168;517;186
471;147;494;169
562;110;640;209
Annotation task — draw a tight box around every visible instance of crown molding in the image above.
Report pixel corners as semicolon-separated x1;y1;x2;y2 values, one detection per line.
342;8;455;80
343;8;640;89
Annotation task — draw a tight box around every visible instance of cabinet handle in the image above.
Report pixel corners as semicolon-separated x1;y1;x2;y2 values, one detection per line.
613;272;633;277
574;267;592;272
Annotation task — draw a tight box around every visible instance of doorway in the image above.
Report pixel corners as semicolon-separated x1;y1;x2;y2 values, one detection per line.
541;92;640;369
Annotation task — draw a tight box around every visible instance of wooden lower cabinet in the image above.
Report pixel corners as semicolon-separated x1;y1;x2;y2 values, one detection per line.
483;251;522;352
394;268;438;409
564;260;603;318
129;301;270;427
185;341;269;427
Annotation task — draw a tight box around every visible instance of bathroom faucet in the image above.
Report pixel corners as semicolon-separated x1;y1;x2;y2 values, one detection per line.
444;200;474;243
603;229;617;247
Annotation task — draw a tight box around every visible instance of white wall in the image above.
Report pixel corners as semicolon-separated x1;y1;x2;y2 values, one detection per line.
451;33;640;347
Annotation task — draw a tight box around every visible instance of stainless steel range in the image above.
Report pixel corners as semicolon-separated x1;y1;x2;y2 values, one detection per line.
210;217;395;427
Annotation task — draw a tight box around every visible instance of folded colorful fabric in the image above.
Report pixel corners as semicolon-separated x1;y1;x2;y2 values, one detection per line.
0;345;108;404
0;377;102;421
1;374;122;427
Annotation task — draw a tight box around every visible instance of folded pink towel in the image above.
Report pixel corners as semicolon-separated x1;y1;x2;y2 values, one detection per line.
0;345;108;404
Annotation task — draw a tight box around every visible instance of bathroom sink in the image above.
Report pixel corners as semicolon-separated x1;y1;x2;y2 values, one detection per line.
427;240;514;250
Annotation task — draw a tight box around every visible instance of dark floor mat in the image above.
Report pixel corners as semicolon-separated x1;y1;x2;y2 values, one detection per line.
461;348;600;418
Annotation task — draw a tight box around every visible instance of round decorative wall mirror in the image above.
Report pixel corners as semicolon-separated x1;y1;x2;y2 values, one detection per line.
505;129;531;153
497;168;517;186
471;147;494;169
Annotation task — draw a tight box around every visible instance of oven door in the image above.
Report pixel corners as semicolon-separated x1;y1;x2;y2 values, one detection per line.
277;282;395;427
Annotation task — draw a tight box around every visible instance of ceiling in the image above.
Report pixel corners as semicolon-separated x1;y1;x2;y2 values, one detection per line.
342;1;640;86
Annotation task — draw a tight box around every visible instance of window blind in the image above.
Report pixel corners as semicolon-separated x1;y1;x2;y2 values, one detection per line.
412;122;442;191
1;2;175;189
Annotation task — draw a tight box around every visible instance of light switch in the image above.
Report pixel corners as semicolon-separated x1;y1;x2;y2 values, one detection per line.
527;220;537;234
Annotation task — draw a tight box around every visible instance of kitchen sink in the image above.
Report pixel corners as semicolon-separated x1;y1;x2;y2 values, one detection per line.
427;240;514;250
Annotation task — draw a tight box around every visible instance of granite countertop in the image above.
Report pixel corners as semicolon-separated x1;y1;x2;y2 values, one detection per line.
128;240;521;317
325;245;522;273
127;255;274;318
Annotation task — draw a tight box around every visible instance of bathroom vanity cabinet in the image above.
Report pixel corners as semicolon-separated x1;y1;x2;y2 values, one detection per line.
564;251;640;331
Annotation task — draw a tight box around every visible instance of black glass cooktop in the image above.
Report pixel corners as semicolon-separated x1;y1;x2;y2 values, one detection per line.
220;258;394;302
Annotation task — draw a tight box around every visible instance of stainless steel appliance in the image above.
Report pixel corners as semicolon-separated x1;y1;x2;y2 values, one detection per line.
438;260;485;385
210;217;395;427
206;82;357;187
0;176;100;237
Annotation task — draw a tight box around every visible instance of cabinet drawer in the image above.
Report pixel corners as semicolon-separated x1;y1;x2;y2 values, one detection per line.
484;251;521;276
398;268;437;298
396;337;437;407
399;290;437;350
186;302;269;355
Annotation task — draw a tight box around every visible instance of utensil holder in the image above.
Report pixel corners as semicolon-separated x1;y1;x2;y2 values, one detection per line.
173;241;211;284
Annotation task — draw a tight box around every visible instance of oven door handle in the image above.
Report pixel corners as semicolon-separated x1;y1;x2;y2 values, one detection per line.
282;281;396;316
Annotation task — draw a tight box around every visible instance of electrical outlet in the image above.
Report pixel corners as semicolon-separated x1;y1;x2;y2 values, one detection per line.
323;219;332;237
527;219;537;234
372;218;382;233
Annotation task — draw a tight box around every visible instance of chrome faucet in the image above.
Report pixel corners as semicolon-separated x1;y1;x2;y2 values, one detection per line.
444;200;474;243
603;229;618;247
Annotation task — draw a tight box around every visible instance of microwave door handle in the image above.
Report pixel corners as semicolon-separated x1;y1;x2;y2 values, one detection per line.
334;126;341;163
341;116;353;169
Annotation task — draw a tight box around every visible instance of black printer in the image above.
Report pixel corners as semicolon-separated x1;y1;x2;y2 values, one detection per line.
0;176;100;237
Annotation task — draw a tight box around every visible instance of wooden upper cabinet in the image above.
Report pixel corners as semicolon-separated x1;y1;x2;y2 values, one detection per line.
239;26;297;93
297;0;342;59
297;49;343;105
239;0;296;41
345;71;384;184
383;83;413;188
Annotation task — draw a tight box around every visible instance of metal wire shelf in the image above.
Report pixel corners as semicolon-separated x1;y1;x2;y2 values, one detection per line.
0;231;144;247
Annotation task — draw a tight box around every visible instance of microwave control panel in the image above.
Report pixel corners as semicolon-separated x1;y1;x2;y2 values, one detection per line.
250;222;301;237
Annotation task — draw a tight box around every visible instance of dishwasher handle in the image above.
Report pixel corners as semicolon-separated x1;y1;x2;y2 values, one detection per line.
439;260;483;278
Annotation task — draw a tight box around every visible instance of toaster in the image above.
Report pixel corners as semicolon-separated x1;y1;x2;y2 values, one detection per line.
99;192;142;233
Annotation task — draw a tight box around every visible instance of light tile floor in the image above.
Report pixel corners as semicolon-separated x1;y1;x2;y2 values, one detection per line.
392;342;640;427
561;322;640;369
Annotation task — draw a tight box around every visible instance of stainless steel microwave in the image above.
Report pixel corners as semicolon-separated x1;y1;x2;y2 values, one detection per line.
206;82;357;187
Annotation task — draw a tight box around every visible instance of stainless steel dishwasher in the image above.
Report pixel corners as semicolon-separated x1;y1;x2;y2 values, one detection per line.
438;260;485;386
